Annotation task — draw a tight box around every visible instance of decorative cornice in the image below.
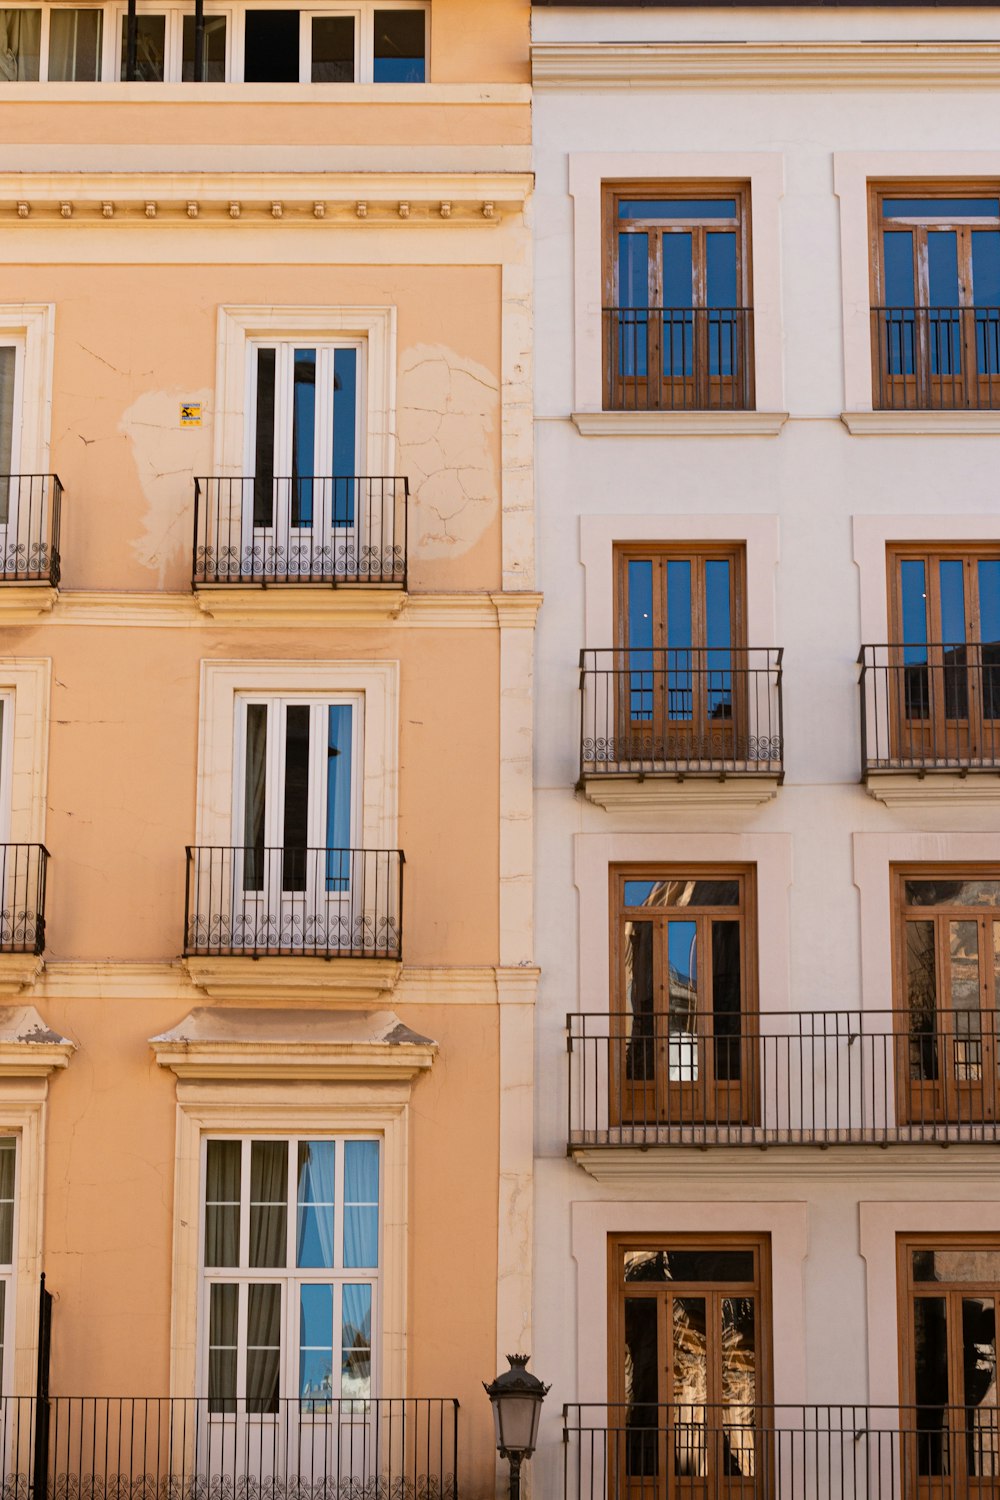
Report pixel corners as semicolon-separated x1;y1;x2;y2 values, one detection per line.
532;40;1000;91
866;772;1000;808
32;589;530;628
0;957;46;999
0;586;57;622
490;591;543;628
842;410;1000;435
580;775;780;811
571;411;788;437
572;1145;1000;1183
0;82;530;105
0;171;532;225
182;955;402;1005
0;1003;75;1077
194;585;408;625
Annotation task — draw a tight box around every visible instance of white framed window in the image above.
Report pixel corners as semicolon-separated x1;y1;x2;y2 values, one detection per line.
0;1136;16;1394
111;1;230;80
0;7;104;80
234;2;426;84
201;1133;380;1411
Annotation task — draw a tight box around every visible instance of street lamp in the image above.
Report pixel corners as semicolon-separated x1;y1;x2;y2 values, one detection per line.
484;1354;550;1500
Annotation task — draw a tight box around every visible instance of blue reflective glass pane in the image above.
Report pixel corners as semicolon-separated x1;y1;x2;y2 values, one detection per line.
623;881;658;908
667;919;698;1085
884;232;915;308
299;1284;334;1401
372;9;424;82
292;349;316;528
344;1140;379;1269
296;1141;335;1269
705;560;732;719
972;235;1000;376
619;200;737;220
901;560;928;664
332;348;357;524
342;1284;372;1399
706;235;738;375
940;560;966;645
627;560;654;721
928;234;961;375
979;561;1000;646
667;560;692;722
618;233;648;377
325;706;352;892
662;236;693;377
884;199;999;219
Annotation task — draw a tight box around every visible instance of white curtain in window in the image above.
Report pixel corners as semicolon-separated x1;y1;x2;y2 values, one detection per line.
48;9;102;81
249;1140;287;1268
0;10;39;79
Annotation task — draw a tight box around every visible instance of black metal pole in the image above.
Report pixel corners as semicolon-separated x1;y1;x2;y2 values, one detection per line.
508;1456;521;1500
194;0;205;80
126;0;138;79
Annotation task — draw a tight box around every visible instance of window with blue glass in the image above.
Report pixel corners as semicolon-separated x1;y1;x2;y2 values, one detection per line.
203;1135;380;1412
890;546;1000;757
872;191;1000;410
238;696;358;906
603;184;753;411
615;544;743;758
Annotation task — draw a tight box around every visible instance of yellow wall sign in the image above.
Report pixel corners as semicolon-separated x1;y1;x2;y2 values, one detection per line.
180;403;202;426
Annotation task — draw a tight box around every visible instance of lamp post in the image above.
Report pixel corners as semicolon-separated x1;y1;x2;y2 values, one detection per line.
484;1354;550;1500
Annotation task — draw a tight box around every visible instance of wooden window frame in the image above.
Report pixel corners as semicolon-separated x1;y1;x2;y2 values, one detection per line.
609;864;759;1128
890;864;1000;1127
885;542;1000;765
601;180;754;412
868;182;1000;410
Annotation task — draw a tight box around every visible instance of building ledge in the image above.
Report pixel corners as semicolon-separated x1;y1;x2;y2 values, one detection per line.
571;1144;1000;1183
182;955;402;1004
571;411;787;437
842;410;1000;435
194;584;407;625
0;1003;74;1076
0;956;45;998
151;1005;435;1082
580;774;781;811
865;770;1000;807
0;586;57;621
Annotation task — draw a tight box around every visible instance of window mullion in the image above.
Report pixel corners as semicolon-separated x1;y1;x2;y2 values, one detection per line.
240;1139;251;1270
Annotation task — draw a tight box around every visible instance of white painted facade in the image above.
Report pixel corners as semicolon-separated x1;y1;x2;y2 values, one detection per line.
531;5;1000;1494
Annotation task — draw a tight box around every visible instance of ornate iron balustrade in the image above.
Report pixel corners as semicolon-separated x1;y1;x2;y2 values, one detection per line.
192;477;408;587
579;647;783;784
7;1396;458;1500
564;1404;1000;1500
0;476;63;585
859;643;1000;774
872;305;1000;410
0;844;49;955
603;307;754;411
567;1009;1000;1148
184;847;404;959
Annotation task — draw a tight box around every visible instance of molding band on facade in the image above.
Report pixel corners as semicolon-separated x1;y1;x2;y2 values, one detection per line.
571;410;788;436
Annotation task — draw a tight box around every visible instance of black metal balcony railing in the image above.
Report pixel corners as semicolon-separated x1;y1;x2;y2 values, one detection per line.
193;477;408;587
5;1397;458;1500
565;1404;1000;1500
859;644;1000;774
603;307;754;411
184;846;404;959
579;648;783;783
0;475;63;585
567;1010;1000;1148
0;844;49;955
872;305;1000;410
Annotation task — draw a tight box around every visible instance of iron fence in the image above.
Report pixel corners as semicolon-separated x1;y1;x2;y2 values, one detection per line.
579;648;783;783
0;476;63;585
0;844;49;955
603;307;754;411
564;1403;1000;1500
184;847;403;959
192;477;408;587
859;644;1000;774
567;1009;1000;1148
2;1396;458;1500
871;305;1000;410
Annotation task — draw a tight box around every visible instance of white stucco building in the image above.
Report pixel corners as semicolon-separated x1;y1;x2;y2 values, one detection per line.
531;5;1000;1496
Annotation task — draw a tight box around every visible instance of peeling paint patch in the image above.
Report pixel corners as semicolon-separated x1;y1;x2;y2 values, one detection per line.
119;387;212;588
396;344;497;560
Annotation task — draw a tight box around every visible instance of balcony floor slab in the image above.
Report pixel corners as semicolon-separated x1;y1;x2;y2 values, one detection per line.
865;770;1000;807
183;954;402;1004
580;772;781;810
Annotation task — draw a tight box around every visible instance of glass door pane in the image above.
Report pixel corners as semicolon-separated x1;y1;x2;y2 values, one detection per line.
291;349;316;530
928;232;961;374
721;1297;756;1478
940;559;968;722
618;232;649;377
962;1297;998;1477
672;1297;708;1471
325;705;352;891
667;920;698;1082
949;919;983;1082
914;1297;950;1475
282;706;310;893
705;559;732;722
662;234;693;377
972;232;1000;375
666;559;692;723
624;1298;659;1477
979;561;1000;721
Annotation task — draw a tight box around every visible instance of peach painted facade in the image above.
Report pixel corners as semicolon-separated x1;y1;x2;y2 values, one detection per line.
0;4;533;1497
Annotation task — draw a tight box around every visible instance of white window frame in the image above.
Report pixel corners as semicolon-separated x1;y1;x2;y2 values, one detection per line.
232;0;427;83
0;309;52;478
109;1;233;81
0;1134;17;1397
198;1132;382;1406
216;307;394;482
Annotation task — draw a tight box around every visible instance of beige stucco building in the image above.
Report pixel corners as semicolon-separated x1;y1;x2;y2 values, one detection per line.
0;4;534;1496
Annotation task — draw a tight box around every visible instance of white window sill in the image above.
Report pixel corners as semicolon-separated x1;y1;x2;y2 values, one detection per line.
842;410;1000;435
579;774;781;811
183;954;402;1004
571;411;788;437
865;771;1000;808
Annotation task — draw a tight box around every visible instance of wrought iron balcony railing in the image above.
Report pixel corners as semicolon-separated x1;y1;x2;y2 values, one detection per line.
579;648;783;784
0;475;63;585
872;304;1000;410
564;1404;1000;1500
184;846;403;960
193;477;408;587
0;844;49;955
603;306;754;411
859;643;1000;774
567;1010;1000;1148
7;1397;458;1500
